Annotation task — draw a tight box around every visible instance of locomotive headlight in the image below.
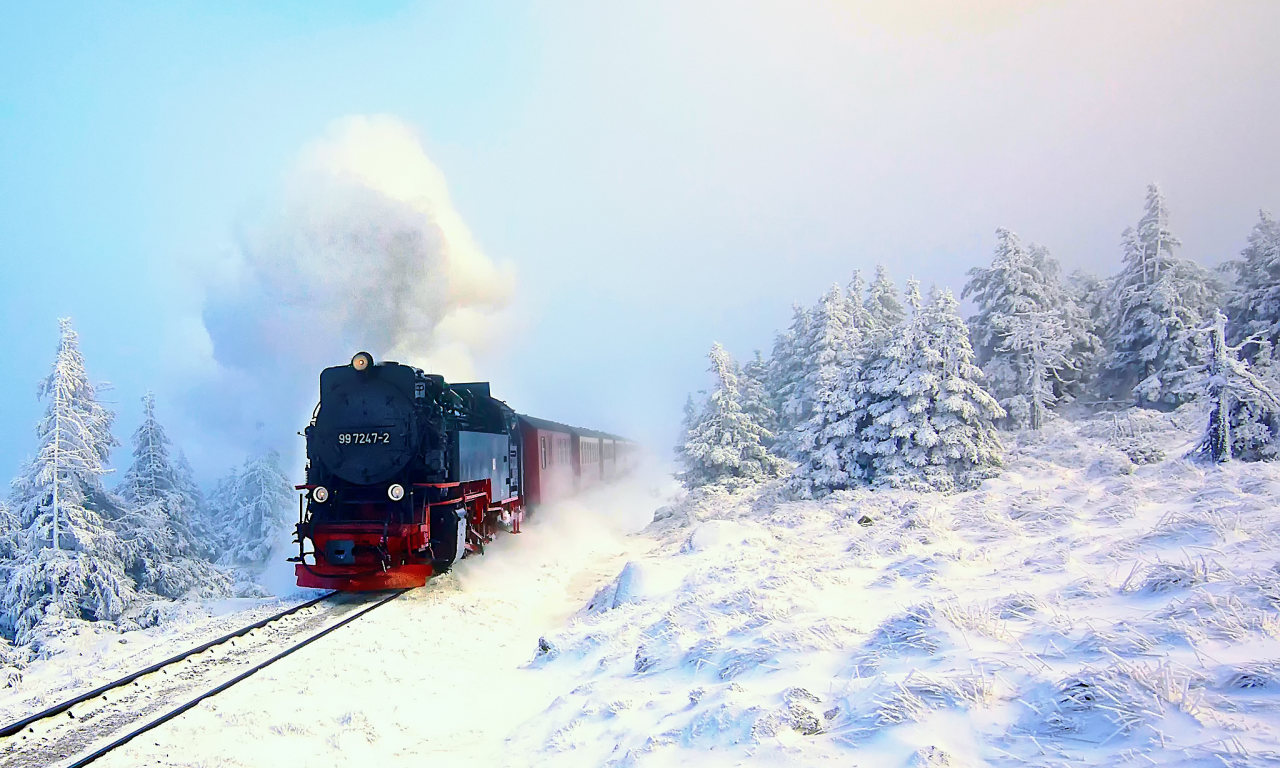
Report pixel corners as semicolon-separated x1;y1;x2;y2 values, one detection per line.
312;486;330;503
351;351;373;371
387;483;405;501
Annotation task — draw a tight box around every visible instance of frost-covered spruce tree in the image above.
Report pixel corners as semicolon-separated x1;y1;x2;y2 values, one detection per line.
0;500;17;562
1101;184;1220;408
1188;311;1280;462
218;451;294;567
791;282;873;495
852;284;1004;492
678;344;782;488
1031;244;1103;395
964;230;1056;424
994;309;1072;430
115;394;217;598
739;352;778;446
1224;210;1280;349
2;319;134;645
201;468;238;556
767;304;812;449
776;283;867;462
963;230;1098;427
173;449;218;558
674;394;700;470
866;264;905;329
792;285;858;447
1067;269;1110;361
845;270;874;330
0;500;18;610
791;350;865;497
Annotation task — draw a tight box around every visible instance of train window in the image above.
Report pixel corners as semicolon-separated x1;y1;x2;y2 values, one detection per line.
540;436;548;469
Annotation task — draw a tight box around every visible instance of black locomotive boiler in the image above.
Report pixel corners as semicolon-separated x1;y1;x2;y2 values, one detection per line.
293;352;635;590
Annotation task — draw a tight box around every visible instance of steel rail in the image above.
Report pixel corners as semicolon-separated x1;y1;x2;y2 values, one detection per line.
0;591;335;739
65;587;408;768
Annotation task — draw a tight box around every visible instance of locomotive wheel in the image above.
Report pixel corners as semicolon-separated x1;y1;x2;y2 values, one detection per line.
431;560;452;575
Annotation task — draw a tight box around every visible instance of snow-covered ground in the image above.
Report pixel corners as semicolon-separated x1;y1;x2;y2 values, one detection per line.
0;594;314;726
10;409;1280;767
87;472;669;767
513;408;1280;767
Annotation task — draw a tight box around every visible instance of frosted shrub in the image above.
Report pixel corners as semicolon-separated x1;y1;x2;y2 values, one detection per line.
1121;556;1226;595
865;603;940;657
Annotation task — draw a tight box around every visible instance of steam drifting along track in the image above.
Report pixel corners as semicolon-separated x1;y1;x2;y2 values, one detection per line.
0;589;408;768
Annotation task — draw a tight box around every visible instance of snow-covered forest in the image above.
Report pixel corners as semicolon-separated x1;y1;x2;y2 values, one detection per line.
678;185;1280;492
0;319;293;663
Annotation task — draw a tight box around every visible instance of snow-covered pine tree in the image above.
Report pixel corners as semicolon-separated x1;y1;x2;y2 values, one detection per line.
773;284;864;461
202;467;239;556
173;449;218;558
845;270;874;330
1032;244;1103;396
767;304;812;450
218;451;293;567
790;282;872;494
674;394;700;471
1101;184;1220;408
1188;311;1280;462
1224;210;1280;350
850;284;1004;492
791;357;864;496
1068;269;1109;329
963;230;1098;427
677;344;782;488
866;264;905;329
964;229;1054;425
116;394;222;598
2;319;134;645
0;500;17;614
801;285;857;410
994;309;1071;430
0;500;17;562
1065;268;1109;387
739;351;778;446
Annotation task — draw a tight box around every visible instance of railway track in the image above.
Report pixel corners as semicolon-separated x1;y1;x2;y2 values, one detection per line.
0;588;408;768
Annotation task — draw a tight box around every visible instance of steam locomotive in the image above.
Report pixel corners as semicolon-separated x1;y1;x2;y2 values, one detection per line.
292;352;635;590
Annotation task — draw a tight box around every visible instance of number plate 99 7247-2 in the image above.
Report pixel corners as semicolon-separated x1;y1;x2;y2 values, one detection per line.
337;432;391;445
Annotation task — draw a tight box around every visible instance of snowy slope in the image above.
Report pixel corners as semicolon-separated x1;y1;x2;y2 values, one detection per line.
513;408;1280;767
11;409;1280;767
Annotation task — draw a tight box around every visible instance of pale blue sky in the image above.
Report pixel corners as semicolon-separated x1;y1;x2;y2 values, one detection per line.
2;1;1279;484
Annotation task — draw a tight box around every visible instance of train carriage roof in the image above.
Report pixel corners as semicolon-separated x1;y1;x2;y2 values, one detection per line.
516;414;630;443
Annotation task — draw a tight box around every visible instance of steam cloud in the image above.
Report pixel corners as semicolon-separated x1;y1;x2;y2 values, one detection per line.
196;115;514;465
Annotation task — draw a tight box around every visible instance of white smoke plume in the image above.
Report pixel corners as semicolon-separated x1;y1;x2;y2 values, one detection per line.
194;115;514;465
